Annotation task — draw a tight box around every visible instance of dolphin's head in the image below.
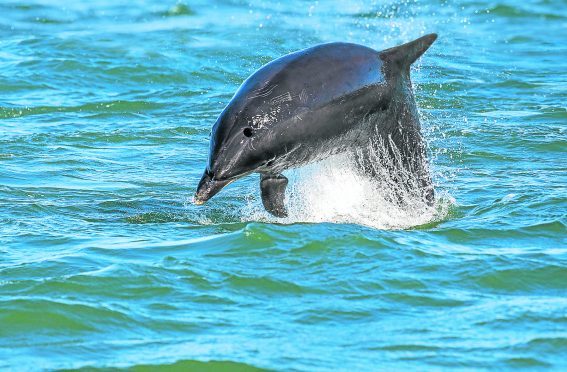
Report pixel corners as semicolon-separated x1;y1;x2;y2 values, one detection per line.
194;102;272;205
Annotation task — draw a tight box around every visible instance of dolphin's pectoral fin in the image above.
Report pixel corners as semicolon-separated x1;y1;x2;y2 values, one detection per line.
260;174;288;217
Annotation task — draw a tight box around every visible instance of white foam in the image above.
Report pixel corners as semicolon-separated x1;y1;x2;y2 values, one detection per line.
242;152;451;230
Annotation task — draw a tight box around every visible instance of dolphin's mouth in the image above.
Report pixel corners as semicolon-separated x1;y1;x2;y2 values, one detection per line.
194;171;234;205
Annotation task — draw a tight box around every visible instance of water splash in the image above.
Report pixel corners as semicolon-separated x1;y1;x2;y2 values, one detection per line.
243;150;451;230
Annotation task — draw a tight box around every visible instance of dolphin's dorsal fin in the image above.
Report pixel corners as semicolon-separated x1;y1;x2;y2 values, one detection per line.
380;34;437;73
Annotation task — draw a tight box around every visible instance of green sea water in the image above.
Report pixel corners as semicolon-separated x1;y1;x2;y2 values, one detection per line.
1;0;566;370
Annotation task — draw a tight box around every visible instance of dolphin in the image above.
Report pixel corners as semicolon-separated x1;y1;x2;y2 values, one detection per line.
194;34;437;217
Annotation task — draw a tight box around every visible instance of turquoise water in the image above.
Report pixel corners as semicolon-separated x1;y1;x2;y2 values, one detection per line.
1;0;566;370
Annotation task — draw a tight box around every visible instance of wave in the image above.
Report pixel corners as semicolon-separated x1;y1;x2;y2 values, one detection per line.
102;359;265;371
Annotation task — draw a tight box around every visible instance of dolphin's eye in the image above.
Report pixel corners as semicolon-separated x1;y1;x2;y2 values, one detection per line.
243;127;254;137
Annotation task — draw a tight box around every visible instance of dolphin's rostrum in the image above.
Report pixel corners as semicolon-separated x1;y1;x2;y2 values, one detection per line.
195;34;438;217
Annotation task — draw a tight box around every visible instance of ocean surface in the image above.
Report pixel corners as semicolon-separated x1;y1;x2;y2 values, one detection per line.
1;0;566;370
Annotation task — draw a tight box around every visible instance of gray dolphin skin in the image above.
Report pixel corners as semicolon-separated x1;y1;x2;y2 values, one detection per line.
195;34;437;217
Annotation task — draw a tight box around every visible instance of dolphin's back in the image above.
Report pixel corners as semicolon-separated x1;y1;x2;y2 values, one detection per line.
236;43;384;114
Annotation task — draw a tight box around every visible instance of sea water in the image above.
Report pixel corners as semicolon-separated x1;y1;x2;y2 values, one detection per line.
0;0;566;369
